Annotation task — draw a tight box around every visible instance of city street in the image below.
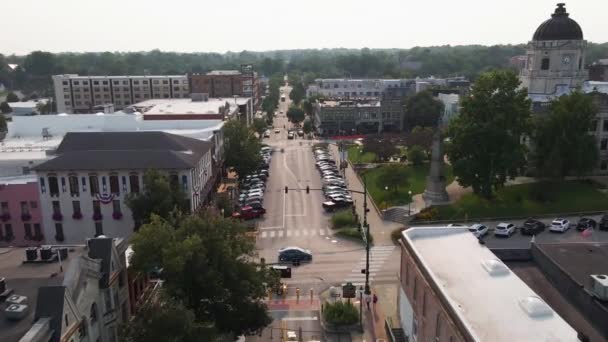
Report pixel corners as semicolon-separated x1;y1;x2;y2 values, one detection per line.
248;85;399;341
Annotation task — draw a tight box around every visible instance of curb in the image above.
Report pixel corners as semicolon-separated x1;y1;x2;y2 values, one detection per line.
411;209;608;225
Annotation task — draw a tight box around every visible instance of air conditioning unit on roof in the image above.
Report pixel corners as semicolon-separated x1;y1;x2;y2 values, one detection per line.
590;274;608;301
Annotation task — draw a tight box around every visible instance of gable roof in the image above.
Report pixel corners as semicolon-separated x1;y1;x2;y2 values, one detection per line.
35;131;212;171
34;286;66;342
87;238;114;288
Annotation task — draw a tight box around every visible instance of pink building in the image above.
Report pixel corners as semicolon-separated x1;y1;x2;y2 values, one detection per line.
0;175;44;247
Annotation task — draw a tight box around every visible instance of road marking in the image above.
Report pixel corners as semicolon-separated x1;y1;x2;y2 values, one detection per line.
278;230;284;238
294;230;300;237
270;231;275;238
302;230;308;236
282;316;318;322
259;226;283;231
310;229;316;236
286;230;292;237
261;231;267;238
319;229;325;236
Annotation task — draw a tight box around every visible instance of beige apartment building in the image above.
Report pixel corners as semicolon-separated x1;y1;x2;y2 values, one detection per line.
52;74;190;113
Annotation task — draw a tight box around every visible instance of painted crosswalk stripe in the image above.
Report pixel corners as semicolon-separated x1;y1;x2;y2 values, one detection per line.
278;230;284;238
319;229;325;236
261;231;267;238
270;231;275;238
310;229;316;236
294;230;300;237
286;230;292;237
302;230;308;236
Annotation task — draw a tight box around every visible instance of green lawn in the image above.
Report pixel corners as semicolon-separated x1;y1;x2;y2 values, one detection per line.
432;180;608;220
347;146;376;163
360;163;454;208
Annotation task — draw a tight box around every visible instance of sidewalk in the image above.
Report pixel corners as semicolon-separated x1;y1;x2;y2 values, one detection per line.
349;283;399;342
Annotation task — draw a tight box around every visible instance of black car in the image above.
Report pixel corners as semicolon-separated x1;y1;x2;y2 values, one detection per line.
520;219;546;235
278;247;312;264
576;217;597;231
599;214;608;230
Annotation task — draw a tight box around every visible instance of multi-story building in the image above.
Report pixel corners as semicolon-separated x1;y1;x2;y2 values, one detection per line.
398;227;581;342
589;59;608;82
189;68;260;114
34;131;214;244
1;236;130;342
0;175;44;247
52;74;190;114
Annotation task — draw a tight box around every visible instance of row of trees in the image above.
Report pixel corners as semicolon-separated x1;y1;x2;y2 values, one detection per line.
446;70;599;199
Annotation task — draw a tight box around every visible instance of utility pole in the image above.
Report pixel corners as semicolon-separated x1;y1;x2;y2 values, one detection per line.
363;175;370;297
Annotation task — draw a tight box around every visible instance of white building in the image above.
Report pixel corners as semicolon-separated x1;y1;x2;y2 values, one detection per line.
52;74;190;114
34;131;214;244
437;93;460;124
5;99;50;117
399;227;580;342
307;77;450;99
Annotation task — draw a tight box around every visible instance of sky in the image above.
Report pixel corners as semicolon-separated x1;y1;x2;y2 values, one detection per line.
3;0;605;55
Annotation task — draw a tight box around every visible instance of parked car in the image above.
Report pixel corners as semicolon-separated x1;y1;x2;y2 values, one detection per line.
278;246;312;263
297;129;304;136
468;224;488;237
576;217;596;231
232;205;266;220
494;222;516;237
263;130;270;138
520;219;546;235
274;128;281;134
322;201;338;212
550;218;570;233
599;214;608;230
447;223;468;228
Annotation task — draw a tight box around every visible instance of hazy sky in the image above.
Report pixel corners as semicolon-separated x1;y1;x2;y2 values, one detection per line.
3;0;605;55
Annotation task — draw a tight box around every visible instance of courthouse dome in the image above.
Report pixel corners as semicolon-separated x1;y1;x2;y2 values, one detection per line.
533;3;583;41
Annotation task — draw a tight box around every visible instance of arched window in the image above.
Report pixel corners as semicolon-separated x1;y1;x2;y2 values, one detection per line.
109;173;120;195
90;303;98;323
69;174;79;196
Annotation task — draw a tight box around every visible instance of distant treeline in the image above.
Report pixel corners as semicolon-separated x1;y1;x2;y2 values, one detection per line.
1;43;607;95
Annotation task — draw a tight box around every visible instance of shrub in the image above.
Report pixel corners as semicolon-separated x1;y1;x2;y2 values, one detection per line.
336;227;373;244
391;227;407;245
323;300;359;325
331;210;357;229
408;145;426;165
416;207;439;221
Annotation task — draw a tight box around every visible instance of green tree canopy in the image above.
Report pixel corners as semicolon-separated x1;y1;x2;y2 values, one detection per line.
532;91;599;179
301;99;314;116
0;102;11;115
224;119;262;178
286;106;305;124
407;145;426;165
446;70;531;199
251;118;268;138
23;51;56;76
289;82;306;105
404;90;444;130
363;135;398;161
129;213;279;337
125;170;190;225
303;119;313;134
6;92;19;103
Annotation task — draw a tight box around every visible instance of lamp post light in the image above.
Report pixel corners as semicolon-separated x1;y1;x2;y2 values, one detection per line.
408;190;413;215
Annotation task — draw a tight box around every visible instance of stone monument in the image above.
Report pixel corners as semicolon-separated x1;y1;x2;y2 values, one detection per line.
422;129;449;205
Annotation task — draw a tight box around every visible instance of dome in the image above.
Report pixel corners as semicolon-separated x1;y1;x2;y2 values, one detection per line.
533;3;583;41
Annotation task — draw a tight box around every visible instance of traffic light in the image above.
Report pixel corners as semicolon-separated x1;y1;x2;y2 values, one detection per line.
306;186;310;194
285;186;288;194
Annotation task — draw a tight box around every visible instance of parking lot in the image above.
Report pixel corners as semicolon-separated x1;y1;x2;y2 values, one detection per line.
416;214;608;248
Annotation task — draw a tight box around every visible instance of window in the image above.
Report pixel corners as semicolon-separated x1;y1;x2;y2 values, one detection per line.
52;201;61;215
30;201;37;209
81;177;87;193
34;224;42;239
24;223;32;239
63;81;68;85
102;81;108;85
93;81;99;85
72;201;81;215
422;292;427;317
54;223;64;241
113;200;121;214
602;138;608;151
95;221;103;237
412;316;418;339
162;80;168;85
93;200;101;216
65;314;69;327
121;176;127;192
413;277;417;301
104;289;113;311
83;81;88;86
90;303;98;323
182;175;188;191
541;58;550;70
601;160;608;170
603;120;608;132
89;175;99;195
170;174;179;188
69;175;79;196
20;201;29;215
73;81;80;85
133;80;139;85
102;176;107;192
109;174;120;195
143;80;148;84
49;175;59;196
435;313;442;339
113;80;119;85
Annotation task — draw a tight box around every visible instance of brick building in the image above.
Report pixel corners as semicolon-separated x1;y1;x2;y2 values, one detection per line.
189;69;260;111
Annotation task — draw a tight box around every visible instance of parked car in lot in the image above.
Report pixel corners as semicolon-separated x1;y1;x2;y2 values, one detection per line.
232;205;266;220
576;217;596;231
288;133;294;139
550;218;570;233
278;246;312;263
468;224;488;237
520;218;546;235
599;214;608;230
274;128;281;134
494;222;516;237
263;130;270;138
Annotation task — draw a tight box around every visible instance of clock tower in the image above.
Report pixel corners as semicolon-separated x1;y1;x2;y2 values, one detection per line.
520;3;588;99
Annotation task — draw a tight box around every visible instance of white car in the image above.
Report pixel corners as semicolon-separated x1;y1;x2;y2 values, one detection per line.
263;130;270;138
274;128;281;134
468;224;488;237
550;218;570;233
494;222;516;237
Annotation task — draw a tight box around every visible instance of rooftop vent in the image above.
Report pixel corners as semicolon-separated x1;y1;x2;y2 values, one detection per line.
5;304;29;320
590;274;608;301
519;296;553;318
481;259;509;276
7;294;28;305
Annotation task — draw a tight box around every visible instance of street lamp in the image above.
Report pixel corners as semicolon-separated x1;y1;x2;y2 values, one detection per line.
408;190;412;215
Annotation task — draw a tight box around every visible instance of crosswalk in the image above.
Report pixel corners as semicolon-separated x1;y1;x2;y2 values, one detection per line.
259;228;332;239
342;245;396;287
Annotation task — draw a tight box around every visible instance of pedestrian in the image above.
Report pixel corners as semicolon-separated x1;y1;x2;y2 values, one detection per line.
366;295;371;310
373;293;378;307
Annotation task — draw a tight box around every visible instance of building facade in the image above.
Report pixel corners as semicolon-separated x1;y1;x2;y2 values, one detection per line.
52;74;190;114
0;176;44;247
313;99;403;136
34;132;214;244
306;77;463;98
189;69;260;112
589;59;608;82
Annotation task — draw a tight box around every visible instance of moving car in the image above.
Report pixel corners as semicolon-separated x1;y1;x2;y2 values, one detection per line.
599;214;608;230
270;265;292;278
274;128;281;134
520;218;546;235
550;218;570;233
232;205;266;220
576;217;596;231
278;246;312;263
468;224;488;237
494;222;516;237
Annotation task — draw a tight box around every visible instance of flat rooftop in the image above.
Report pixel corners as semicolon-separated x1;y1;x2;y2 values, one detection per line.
0;247;83;342
53;74;186;79
133;98;249;115
320;100;381;108
403;227;579;342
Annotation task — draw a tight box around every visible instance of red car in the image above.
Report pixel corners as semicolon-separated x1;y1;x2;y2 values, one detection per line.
232;206;266;220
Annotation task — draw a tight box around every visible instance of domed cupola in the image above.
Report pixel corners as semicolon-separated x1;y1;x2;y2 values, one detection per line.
533;3;583;41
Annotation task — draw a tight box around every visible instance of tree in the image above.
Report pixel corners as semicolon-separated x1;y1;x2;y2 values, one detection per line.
0;102;11;114
531;91;599;179
403;90;444;130
224;120;262;178
289;82;306;105
125;170;190;225
301;99;314;116
129;213;279;337
121;296;216;342
303;119;313;135
363;135;398;161
374;165;408;192
23;51;56;76
446;70;531;199
251;118;268;138
408;145;426;165
286;106;305;125
404;126;434;150
6;92;19;103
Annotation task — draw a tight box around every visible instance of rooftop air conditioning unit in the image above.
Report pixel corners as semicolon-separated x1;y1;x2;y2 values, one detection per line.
590;274;608;301
5;304;29;320
7;294;28;305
